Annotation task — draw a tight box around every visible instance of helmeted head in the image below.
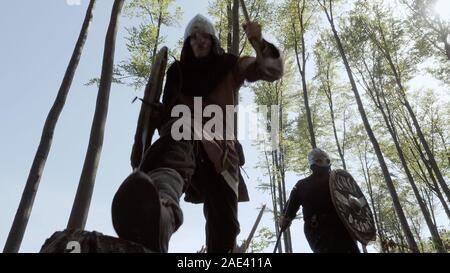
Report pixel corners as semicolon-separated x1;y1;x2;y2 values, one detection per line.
182;14;223;60
307;148;331;174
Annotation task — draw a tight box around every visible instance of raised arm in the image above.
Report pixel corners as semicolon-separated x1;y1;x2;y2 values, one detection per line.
235;22;283;84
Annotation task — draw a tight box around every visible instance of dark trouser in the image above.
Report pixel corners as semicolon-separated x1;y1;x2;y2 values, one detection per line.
304;215;360;253
196;157;239;253
140;136;240;252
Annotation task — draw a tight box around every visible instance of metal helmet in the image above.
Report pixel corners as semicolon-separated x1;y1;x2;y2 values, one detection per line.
307;148;331;168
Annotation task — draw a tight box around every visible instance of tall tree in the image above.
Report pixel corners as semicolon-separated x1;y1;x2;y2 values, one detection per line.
395;94;450;221
254;56;297;253
397;115;450;219
232;0;240;136
3;0;97;253
87;0;182;89
67;0;125;230
359;1;450;205
402;0;450;61
353;128;388;251
208;0;271;56
402;0;450;86
347;28;446;251
314;32;348;169
316;0;419;252
277;0;317;148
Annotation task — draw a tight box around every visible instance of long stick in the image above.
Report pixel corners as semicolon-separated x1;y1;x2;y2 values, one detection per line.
273;228;284;253
241;204;266;253
239;0;263;57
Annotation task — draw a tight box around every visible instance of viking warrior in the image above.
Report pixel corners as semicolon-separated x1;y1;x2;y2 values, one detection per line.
112;14;283;253
279;149;361;253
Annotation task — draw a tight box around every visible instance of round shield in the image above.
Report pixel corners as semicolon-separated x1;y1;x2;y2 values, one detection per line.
329;169;376;245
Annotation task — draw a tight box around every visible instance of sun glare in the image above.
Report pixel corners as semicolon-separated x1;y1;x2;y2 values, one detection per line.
433;0;450;21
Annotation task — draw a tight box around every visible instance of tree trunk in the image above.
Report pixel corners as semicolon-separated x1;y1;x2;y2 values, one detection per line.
227;0;232;54
67;0;125;230
3;0;96;253
444;35;450;61
232;0;240;56
384;119;446;252
360;58;446;253
409;217;425;252
402;132;450;221
277;90;293;253
399;114;450;217
265;150;282;253
380;40;450;204
293;0;316;149
375;194;391;253
325;71;347;169
435;129;450;168
232;0;239;137
275;150;292;253
318;0;419;252
359;145;384;252
382;104;445;252
273;150;287;252
423;188;438;227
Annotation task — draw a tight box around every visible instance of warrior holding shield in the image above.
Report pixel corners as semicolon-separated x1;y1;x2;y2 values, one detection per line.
279;149;376;253
112;14;283;253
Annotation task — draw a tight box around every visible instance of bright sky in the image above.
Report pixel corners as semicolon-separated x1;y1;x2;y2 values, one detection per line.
0;0;313;253
434;0;450;21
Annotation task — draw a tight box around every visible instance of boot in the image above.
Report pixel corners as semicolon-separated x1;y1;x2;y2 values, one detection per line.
111;168;183;252
148;168;184;252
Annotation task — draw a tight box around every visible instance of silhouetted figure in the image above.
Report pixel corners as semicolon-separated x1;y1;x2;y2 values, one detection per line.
280;149;360;253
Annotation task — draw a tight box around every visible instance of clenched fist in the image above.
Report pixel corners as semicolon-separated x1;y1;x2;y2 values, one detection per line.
243;21;262;43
